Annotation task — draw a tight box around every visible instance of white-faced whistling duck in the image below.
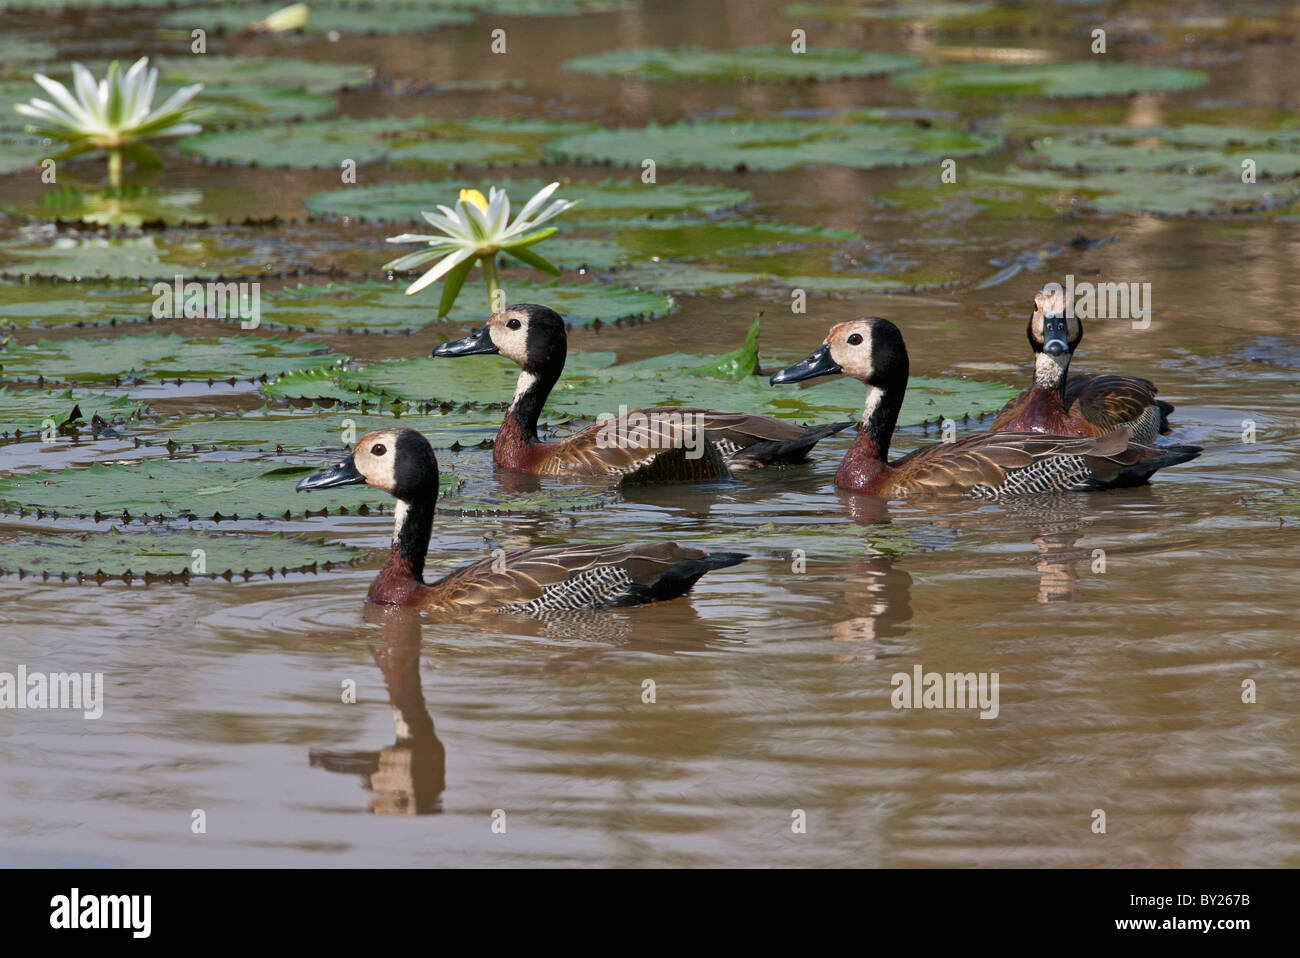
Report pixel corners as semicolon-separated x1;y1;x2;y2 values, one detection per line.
432;304;853;481
989;287;1175;444
770;317;1201;499
295;427;747;612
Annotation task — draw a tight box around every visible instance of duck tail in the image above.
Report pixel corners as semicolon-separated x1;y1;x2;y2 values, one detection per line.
728;420;855;468
1091;443;1202;490
1156;399;1176;435
622;551;748;604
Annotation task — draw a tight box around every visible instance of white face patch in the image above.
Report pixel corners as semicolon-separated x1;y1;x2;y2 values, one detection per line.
489;310;531;365
352;429;400;493
828;321;876;379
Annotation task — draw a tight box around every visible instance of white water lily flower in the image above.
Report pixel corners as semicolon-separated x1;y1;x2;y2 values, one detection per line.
384;182;579;315
15;57;203;186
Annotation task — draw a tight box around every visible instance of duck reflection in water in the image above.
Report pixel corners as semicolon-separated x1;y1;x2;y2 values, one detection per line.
826;494;914;658
309;605;446;815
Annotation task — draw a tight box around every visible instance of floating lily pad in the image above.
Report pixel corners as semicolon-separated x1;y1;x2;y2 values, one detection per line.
159;2;474;34
0;457;394;521
262;367;368;405
0;38;56;74
0;528;365;579
0;387;148;440
0;232;286;281
258;279;672;333
601;263;768;293
342;350;619;406
0;281;158;329
546;116;999;171
305;177;751;223
345;323;1016;424
154;55;374;93
611;218;861;257
178;116;594;168
0;333;341;385
142;406;501;452
518;236;631;269
7;184;294;228
564;46;919;82
893;61;1207;98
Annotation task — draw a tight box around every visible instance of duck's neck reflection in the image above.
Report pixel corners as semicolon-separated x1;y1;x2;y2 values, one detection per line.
309;606;446;815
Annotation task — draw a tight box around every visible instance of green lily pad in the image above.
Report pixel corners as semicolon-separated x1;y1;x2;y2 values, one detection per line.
258;279;672;333
178;116;594;168
0;387;148;440
0;38;56;75
262;367;368;405
518;236;631;270
6;184;298;228
141;406;501;452
0;457;394;521
545;115;999;171
600;263;768;293
159;2;474;34
564;46;919;82
154;55;374;93
0;280;159;329
610;217;861;256
0;232;288;281
0;333;341;385
0;528;365;579
893;61;1207;98
345;322;1016;424
342;351;619;406
305;177;752;223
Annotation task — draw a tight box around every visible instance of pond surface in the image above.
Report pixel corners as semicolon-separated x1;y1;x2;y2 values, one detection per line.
0;0;1298;867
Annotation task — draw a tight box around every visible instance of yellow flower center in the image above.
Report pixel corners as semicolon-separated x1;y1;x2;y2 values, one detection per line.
459;189;488;212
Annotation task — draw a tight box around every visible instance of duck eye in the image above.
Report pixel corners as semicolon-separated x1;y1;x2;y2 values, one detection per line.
370;443;387;456
506;318;522;330
847;333;863;346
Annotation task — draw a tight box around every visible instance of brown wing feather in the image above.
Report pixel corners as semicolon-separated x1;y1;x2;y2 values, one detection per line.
891;428;1141;494
540;413;730;479
1064;374;1162;433
424;541;712;610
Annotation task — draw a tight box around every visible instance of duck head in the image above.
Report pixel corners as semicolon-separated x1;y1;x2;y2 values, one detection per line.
296;427;439;503
432;303;567;373
1028;287;1082;388
770;317;909;392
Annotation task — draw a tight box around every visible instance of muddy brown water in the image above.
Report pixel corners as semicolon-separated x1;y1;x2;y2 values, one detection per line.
1;1;1298;866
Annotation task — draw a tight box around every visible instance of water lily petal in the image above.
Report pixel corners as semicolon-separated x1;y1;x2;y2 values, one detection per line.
405;247;477;296
31;74;93;128
514;181;560;224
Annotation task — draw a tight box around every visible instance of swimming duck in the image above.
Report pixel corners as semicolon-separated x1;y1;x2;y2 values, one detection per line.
989;287;1174;443
432;304;853;481
295;427;746;612
770;317;1201;498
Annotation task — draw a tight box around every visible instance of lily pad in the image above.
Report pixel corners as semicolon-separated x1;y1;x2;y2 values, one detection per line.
564;46;919;82
787;2;994;20
1245;489;1300;524
600;263;768;293
0;387;148;440
546;115;999;171
0;457;394;521
159;3;474;35
0;232;289;281
257;280;673;333
141;407;501;452
154;55;374;93
0;333;341;385
342;350;619;406
0;528;365;579
262;367;369;405
893;61;1207;98
0;135;52;175
0;280;158;329
305;177;752;223
178;116;594;168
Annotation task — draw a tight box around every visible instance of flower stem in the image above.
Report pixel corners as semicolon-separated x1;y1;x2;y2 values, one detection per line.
107;149;123;189
481;253;502;312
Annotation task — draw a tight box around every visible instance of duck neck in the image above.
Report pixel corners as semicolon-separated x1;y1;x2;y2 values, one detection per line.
1032;351;1070;403
497;362;562;463
840;383;901;484
387;493;435;583
860;383;901;463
